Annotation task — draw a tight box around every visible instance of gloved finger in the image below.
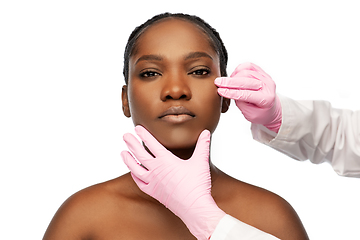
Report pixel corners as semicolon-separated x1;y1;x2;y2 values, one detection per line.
217;88;258;101
130;172;148;191
135;125;169;157
232;63;272;82
123;132;154;162
244;90;275;108
235;101;263;123
231;62;257;77
246;63;272;80
230;70;265;81
121;150;150;184
191;129;211;161
233;89;275;108
214;77;262;90
236;100;254;107
231;62;263;77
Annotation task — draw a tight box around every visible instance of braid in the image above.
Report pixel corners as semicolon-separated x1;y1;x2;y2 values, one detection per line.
123;13;228;84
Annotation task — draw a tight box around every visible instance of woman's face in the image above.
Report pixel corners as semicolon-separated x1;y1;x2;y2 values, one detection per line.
122;18;229;157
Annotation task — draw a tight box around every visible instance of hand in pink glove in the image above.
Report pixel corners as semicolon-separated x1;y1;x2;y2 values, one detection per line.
121;125;226;240
214;62;282;133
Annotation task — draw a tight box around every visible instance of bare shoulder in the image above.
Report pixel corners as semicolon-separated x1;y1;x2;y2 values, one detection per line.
213;170;309;240
43;173;198;240
42;174;135;240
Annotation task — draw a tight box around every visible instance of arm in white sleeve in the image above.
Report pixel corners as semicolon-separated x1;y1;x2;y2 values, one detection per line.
210;214;279;240
251;95;360;177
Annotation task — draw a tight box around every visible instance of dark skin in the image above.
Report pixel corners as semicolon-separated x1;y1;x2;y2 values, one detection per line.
43;19;309;240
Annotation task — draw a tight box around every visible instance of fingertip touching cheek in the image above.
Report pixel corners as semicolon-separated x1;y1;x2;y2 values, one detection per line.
122;14;229;159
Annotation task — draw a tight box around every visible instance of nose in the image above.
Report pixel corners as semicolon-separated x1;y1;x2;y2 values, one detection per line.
160;74;192;101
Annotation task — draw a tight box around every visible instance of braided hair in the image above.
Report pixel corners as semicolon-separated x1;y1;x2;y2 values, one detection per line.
123;13;228;84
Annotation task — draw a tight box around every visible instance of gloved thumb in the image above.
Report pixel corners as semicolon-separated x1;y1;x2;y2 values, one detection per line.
191;129;211;162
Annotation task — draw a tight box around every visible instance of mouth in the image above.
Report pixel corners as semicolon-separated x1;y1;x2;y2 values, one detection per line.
159;106;195;123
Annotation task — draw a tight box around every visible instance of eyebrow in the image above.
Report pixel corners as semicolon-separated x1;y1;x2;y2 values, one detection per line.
135;55;163;65
184;51;213;61
135;51;213;65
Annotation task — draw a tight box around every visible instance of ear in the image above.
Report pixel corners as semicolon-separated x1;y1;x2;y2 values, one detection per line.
221;97;230;113
122;85;131;118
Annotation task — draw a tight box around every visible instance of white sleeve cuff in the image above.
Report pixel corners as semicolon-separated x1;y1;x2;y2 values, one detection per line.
210;214;279;240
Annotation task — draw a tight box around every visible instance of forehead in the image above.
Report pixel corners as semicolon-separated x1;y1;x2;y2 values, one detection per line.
132;18;217;59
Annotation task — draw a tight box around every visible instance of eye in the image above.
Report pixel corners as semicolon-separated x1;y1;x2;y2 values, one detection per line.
190;68;211;76
139;70;161;78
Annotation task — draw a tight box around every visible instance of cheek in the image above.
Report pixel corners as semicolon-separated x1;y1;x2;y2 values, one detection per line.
193;81;223;132
127;83;157;126
199;81;222;109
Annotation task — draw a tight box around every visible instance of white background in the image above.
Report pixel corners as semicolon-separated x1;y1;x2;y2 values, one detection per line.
1;0;359;239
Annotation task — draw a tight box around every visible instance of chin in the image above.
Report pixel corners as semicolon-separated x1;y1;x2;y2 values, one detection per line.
151;126;200;149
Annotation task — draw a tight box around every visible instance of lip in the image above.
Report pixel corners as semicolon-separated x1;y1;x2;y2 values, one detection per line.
159;106;195;123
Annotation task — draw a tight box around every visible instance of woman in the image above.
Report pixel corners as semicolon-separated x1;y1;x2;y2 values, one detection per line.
43;13;308;240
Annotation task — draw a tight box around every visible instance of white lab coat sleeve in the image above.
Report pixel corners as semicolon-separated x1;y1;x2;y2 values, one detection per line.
251;95;360;177
210;214;279;240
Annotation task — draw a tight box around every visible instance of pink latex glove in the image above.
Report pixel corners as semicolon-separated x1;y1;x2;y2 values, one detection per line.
121;126;226;240
215;62;282;133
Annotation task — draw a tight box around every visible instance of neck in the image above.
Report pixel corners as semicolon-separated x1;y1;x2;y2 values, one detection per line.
144;144;196;160
167;146;195;160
